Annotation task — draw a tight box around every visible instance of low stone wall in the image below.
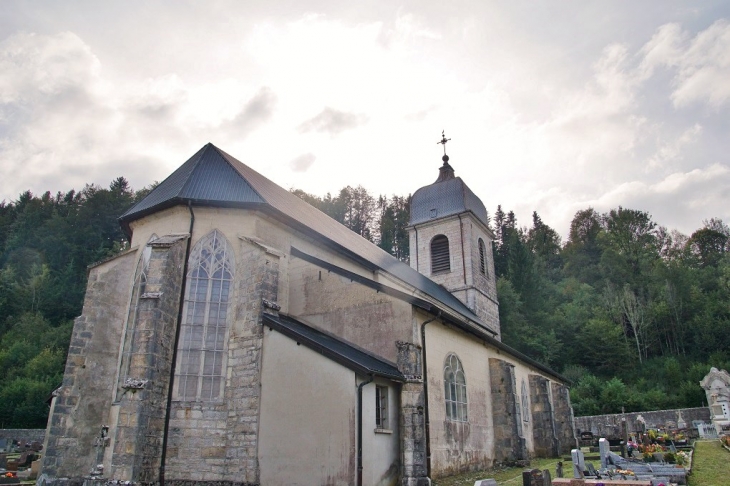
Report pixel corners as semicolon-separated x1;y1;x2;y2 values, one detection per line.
574;407;711;439
0;429;46;444
553;480;650;486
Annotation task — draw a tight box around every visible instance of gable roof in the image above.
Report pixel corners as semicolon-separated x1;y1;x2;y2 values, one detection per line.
120;143;490;331
262;313;405;381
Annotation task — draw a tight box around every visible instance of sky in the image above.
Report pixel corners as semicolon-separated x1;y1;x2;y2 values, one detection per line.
1;1;729;239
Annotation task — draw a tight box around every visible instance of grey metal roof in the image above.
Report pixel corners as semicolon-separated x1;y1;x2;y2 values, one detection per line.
409;161;489;227
119;143;265;229
120;143;488;329
262;313;405;381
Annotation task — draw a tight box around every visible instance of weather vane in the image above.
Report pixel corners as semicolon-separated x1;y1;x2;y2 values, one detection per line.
437;130;450;154
437;130;451;162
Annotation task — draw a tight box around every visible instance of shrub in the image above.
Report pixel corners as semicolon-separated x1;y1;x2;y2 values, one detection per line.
663;452;676;464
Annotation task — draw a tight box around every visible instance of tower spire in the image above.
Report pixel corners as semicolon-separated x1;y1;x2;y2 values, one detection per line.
435;130;455;182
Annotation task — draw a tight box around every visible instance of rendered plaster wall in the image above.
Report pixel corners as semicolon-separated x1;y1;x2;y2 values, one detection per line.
41;249;136;481
258;328;357;485
361;377;402;486
425;322;495;478
286;253;415;365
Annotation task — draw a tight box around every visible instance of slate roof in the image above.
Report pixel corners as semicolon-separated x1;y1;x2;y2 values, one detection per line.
120;143;490;331
409;159;489;227
262;313;405;381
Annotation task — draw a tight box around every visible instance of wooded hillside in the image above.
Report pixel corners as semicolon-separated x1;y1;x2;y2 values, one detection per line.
0;179;727;427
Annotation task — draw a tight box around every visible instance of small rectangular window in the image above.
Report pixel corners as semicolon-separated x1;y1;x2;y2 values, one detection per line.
376;385;388;429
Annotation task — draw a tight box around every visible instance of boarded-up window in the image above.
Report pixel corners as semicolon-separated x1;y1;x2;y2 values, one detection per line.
444;354;467;422
478;238;487;276
431;235;450;274
176;230;234;401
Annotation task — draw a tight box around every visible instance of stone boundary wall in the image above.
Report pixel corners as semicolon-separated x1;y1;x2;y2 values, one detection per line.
574;407;711;439
0;429;46;444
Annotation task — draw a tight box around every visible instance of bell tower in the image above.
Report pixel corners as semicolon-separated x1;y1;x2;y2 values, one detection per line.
407;133;500;338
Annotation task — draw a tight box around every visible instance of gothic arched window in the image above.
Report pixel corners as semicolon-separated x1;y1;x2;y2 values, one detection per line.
444;354;467;422
478;238;487;276
431;235;451;274
176;230;234;401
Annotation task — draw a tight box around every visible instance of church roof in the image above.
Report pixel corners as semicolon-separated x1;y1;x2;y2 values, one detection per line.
409;158;489;228
262;313;405;381
120;143;490;332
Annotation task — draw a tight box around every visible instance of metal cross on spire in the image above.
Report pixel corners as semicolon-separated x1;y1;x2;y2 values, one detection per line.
437;130;451;155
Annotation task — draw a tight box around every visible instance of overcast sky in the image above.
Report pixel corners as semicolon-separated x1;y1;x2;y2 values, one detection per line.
1;1;729;239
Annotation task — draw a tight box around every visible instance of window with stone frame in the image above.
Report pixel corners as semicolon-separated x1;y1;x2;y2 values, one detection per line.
376;385;389;429
478;238;488;276
444;354;467;422
176;230;234;401
521;379;530;422
431;234;451;274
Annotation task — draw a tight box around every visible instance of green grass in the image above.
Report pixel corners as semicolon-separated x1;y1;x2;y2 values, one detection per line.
688;440;730;486
433;457;562;486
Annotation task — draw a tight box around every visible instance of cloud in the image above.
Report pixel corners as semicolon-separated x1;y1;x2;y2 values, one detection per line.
639;20;730;109
289;153;316;172
224;87;277;135
298;107;368;136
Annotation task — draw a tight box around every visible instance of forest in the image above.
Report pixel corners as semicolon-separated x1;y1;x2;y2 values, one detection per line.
0;177;728;428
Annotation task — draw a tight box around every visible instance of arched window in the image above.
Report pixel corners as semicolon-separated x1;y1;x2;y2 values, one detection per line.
176;230;234;401
431;235;451;274
444;354;467;422
478;238;487;276
521;379;530;422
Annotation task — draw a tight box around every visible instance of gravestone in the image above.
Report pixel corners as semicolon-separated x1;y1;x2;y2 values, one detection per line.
555;461;563;478
0;438;7;452
522;468;551;486
0;453;6;468
652;452;664;463
571;449;585;478
599;437;610;469
473;480;497;486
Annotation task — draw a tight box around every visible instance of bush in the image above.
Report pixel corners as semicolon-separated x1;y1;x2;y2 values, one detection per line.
663;452;676;464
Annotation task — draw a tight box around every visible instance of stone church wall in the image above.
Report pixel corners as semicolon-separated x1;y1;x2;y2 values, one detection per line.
529;375;558;457
42;249;137;481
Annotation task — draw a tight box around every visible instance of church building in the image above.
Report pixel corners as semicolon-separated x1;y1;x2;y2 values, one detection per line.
40;141;576;486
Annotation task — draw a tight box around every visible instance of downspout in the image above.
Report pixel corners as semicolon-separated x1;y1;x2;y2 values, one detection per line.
357;374;375;486
159;202;195;485
420;311;441;479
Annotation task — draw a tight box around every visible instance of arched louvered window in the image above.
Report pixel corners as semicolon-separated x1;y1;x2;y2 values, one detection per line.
444;354;467;422
478;238;487;276
431;235;450;274
176;230;234;401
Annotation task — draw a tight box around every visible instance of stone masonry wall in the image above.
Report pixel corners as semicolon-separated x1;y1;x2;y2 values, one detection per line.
164;237;278;485
574;407;711;440
0;429;45;445
41;250;137;482
529;375;558;457
551;383;577;454
489;358;527;463
397;341;429;486
111;236;187;483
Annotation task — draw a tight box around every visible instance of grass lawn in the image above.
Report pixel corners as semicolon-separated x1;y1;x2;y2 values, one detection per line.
432;457;562;486
688;440;730;486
